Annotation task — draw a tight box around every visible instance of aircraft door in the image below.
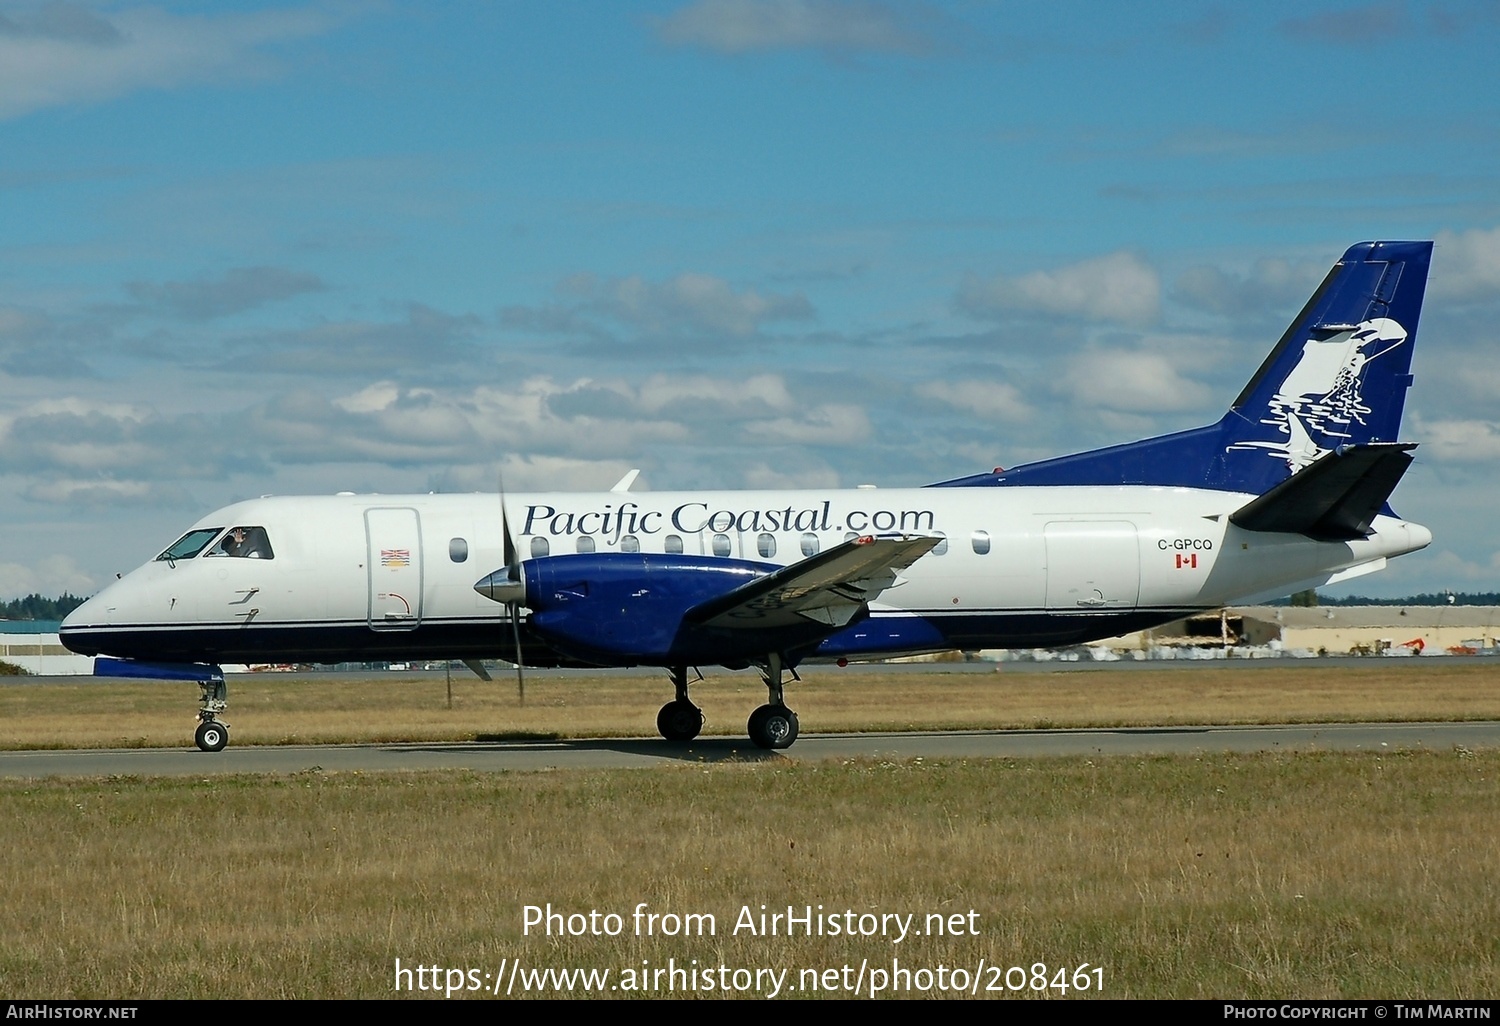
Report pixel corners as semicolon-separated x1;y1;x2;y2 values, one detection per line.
1044;521;1140;610
365;507;424;631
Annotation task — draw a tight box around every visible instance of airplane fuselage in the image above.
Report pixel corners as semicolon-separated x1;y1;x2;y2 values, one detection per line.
61;485;1431;667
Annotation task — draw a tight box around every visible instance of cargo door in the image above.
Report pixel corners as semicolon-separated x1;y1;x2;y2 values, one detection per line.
1044;521;1140;610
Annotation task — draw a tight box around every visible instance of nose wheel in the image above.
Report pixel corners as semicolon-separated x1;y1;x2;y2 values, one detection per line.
196;674;230;752
195;718;229;752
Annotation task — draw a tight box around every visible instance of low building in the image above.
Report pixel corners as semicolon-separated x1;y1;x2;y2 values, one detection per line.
1104;606;1500;657
0;622;94;675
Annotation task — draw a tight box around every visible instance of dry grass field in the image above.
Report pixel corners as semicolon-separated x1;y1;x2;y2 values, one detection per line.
0;750;1495;999
2;659;1499;750
3;660;1497;1000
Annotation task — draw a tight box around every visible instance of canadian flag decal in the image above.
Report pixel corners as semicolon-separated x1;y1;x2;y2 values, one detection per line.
1175;553;1198;569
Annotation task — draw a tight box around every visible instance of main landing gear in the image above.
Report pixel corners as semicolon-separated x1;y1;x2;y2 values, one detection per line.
656;665;704;742
196;675;229;752
653;658;801;749
748;653;798;750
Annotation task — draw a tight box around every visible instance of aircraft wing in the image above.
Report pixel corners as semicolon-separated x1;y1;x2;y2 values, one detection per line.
684;535;941;631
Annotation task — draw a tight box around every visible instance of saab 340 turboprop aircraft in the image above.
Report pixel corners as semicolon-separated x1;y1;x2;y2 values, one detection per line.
62;241;1434;752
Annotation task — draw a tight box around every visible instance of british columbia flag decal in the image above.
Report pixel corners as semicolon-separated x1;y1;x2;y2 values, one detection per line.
380;549;411;567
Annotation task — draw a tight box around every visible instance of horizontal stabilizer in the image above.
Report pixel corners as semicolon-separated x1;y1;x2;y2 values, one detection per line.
686;534;941;631
1229;443;1416;540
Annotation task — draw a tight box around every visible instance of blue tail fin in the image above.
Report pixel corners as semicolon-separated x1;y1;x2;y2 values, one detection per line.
933;240;1432;496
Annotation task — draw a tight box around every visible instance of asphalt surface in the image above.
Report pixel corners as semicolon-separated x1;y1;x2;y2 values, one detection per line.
1;720;1495;777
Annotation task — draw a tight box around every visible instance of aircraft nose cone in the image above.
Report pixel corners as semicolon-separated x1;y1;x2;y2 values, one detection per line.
61;594;102;632
475;570;524;605
59;594;107;655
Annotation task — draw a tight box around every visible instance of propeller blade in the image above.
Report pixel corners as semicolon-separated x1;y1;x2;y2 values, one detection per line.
499;467;524;706
499;469;518;574
510;603;525;706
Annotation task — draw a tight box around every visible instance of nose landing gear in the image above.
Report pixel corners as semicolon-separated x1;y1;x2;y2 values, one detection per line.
196;674;229;752
194;718;229;752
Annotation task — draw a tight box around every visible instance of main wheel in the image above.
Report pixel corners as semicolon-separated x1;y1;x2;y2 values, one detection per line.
747;704;799;750
195;720;229;752
657;700;704;742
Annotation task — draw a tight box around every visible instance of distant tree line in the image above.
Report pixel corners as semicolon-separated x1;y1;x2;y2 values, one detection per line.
0;593;88;621
1278;592;1500;607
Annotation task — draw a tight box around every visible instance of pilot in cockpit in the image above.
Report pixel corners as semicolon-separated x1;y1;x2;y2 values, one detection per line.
212;527;274;559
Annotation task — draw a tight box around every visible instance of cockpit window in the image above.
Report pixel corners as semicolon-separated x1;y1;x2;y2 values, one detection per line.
156;528;222;562
205;526;275;559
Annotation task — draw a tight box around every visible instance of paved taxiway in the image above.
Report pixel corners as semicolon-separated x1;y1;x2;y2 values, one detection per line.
2;720;1496;777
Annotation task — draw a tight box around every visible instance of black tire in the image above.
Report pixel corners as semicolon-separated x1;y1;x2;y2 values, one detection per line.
657;700;703;742
195;720;229;753
747;704;799;750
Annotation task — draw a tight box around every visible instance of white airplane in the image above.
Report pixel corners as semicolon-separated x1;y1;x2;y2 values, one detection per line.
61;241;1435;752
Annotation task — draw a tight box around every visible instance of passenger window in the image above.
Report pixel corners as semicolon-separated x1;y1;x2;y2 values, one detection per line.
971;530;991;555
665;535;684;554
576;536;596;554
801;533;819;556
207;526;275;559
449;537;468;562
712;534;731;557
932;533;948;556
530;536;550;558
757;533;777;558
156;528;222;562
621;535;640;553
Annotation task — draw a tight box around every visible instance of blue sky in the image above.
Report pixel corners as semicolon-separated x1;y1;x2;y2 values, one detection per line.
2;0;1498;600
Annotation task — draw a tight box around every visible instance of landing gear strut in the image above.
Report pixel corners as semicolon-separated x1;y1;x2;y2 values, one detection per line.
196;674;229;752
656;665;704;742
748;653;799;750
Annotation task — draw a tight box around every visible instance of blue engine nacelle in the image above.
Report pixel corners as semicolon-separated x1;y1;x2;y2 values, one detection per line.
519;553;775;665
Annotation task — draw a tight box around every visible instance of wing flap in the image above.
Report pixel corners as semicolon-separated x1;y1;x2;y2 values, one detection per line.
685;535;941;630
1229;442;1416;540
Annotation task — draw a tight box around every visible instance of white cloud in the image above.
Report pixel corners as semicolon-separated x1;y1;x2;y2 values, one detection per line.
527;272;815;341
741;461;841;489
1173;256;1327;316
656;0;935;55
915;379;1033;422
634;373;795;414
243;374;870;471
0;4;332;120
958;251;1161;326
433;455;642;494
0;554;96;601
21;478;193;507
1432;226;1500;301
1411;417;1500;464
1061;349;1213;414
